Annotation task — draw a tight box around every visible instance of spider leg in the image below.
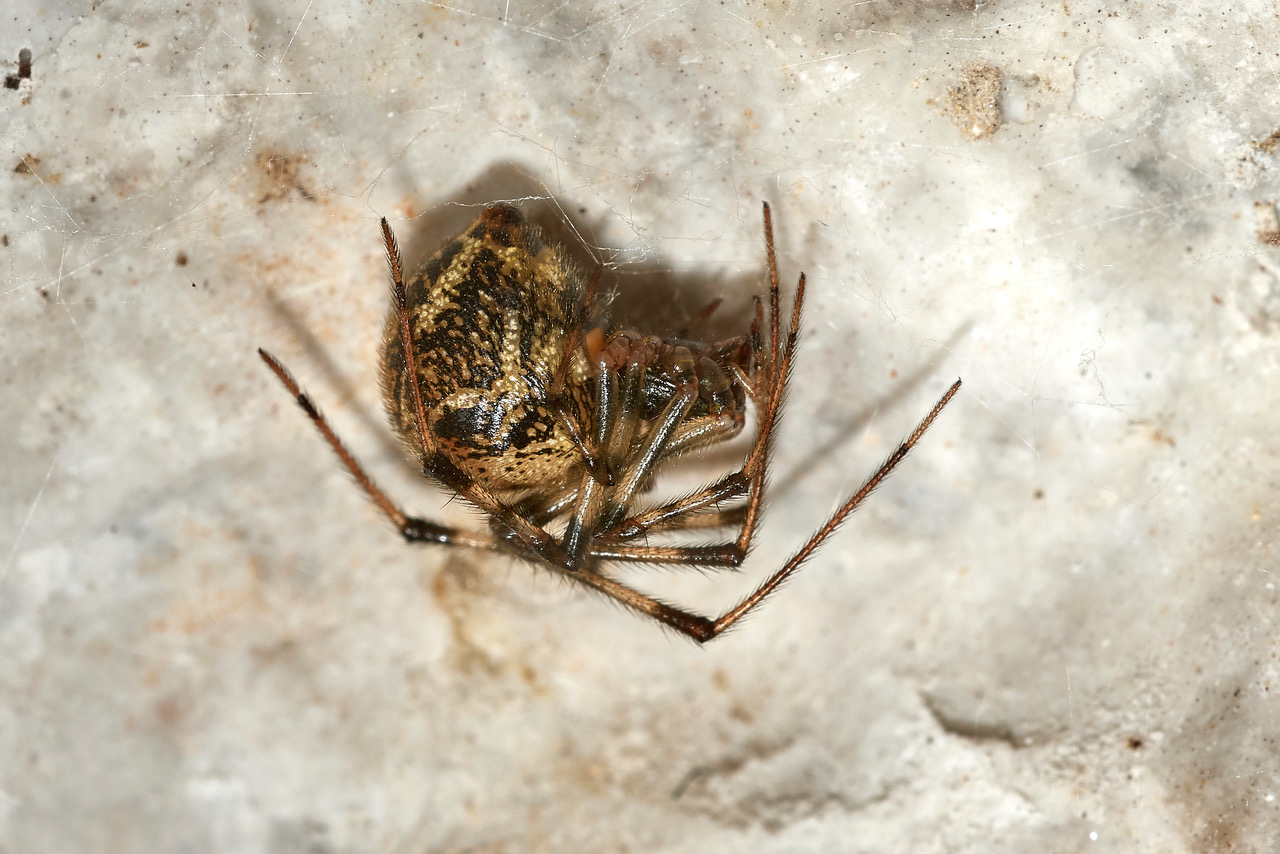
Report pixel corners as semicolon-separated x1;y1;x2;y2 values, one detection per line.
575;378;960;640
604;361;645;475
565;349;699;564
663;408;746;458
594;404;749;543
597;379;697;531
382;219;436;461
593;381;961;555
733;202;803;557
707;378;962;636
626;503;748;535
589;543;743;565
563;356;620;565
511;485;582;526
598;472;749;542
257;348;493;550
677;297;723;338
539;561;720;640
590;204;803;564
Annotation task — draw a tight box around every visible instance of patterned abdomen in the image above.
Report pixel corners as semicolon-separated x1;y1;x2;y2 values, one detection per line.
380;205;594;491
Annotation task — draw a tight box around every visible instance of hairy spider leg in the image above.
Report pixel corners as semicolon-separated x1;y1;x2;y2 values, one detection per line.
510;382;751;539
379;216;731;575
261;207;960;643
257;348;490;550
676;297;723;338
576;378;960;640
565;203;961;641
258;222;721;574
578;202;801;561
709;378;960;632
260;220;581;565
575;305;765;540
561;357;621;566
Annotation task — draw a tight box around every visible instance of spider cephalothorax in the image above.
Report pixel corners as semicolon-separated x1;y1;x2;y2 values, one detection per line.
260;203;959;642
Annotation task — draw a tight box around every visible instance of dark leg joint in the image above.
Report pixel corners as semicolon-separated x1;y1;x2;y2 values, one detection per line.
710;545;746;568
402;517;455;544
673;614;717;643
296;393;318;419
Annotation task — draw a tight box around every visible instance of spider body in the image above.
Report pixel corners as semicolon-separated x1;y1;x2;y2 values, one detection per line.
259;203;960;642
378;204;751;494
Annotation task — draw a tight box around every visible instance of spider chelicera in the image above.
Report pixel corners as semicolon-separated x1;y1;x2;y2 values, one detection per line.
259;202;960;642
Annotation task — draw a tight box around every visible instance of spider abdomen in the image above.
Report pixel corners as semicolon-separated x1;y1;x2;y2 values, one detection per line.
380;205;595;490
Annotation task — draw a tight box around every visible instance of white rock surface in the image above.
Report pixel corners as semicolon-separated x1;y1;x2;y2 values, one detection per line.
2;1;1277;851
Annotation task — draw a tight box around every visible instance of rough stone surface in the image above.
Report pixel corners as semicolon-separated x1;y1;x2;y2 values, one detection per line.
3;2;1278;851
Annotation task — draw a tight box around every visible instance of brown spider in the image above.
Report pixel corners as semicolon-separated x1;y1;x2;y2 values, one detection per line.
259;203;960;642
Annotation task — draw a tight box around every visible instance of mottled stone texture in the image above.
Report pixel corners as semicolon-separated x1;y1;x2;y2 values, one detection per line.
2;2;1277;852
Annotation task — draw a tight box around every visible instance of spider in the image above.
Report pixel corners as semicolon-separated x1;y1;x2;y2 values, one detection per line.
259;202;960;643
